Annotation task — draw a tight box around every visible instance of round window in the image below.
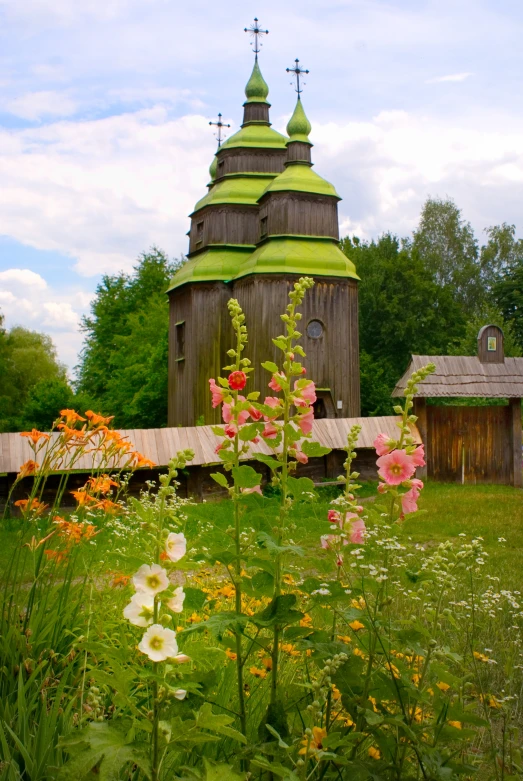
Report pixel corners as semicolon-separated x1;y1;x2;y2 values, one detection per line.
306;319;324;339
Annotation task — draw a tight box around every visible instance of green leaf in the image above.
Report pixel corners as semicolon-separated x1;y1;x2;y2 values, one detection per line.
251;757;299;780
232;465;261;488
301;440;331;457
251;594;304;628
203;760;246;780
238;423;262;442
182;612;248;640
261;361;279;373
211;425;225;436
255;532;304;557
58;722;150;781
183;587;208;611
365;709;384;725
272;338;287;352
287;476;316;500
332;655;366;696
210;472;229;489
254;453;281;470
196;704;247;745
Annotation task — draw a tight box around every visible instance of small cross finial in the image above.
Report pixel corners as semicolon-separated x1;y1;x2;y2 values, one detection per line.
209;112;231;148
286;58;309;96
244;17;269;58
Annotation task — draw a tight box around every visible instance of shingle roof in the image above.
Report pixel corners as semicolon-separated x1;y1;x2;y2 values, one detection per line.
0;416;419;475
392;355;523;398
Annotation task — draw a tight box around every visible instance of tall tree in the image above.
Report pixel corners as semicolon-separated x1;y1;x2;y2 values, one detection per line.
412;197;482;309
0;321;68;432
76;247;181;428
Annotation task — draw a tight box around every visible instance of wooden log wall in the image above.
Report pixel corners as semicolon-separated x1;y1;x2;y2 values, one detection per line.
426;404;515;485
234;274;360;419
258;192;339;239
216;148;286;178
168;283;230;426
188;206;259;252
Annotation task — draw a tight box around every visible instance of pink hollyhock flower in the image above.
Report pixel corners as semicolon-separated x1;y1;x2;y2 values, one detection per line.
411;444;425;467
377;482;388;494
298;408;314;435
295;450;308;464
250;436;260;444
348;517;366;544
377;449;416;485
336;555;343;567
241;485;262;495
215;442;226;454
249;406;262;421
261;422;278;439
293;380;317;407
321;534;335;550
228;371;247;390
224;424;237;439
269;373;284;392
374;433;395;456
401;478;423;515
263;396;282;421
223;398;249;425
209;378;225;408
328;509;342;525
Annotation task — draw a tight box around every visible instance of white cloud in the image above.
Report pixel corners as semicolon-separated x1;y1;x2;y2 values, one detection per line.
6;91;78;120
0;107;216;275
0;267;92;372
426;72;473;84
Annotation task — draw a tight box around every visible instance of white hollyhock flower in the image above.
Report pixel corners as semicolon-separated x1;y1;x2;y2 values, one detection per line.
133;563;169;595
173;653;191;664
165;532;187;562
138;624;178;662
173;689;187;700
123;592;155;627
167;586;185;613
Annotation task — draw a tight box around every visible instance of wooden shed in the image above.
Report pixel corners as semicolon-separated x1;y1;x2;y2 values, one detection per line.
393;325;523;486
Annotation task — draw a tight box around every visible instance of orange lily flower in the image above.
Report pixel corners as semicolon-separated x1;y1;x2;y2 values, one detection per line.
17;460;39;479
94;498;122;515
111;573;131;588
87;475;119;494
85;410;114;427
14;497;48;515
132;452;156;468
71;489;96;506
21;429;50;446
59;409;86;425
44;549;68;563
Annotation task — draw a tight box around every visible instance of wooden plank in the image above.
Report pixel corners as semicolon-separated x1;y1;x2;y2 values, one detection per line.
510;399;523;488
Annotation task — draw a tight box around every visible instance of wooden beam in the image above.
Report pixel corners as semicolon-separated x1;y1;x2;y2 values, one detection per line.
510;398;523;488
414;398;428;480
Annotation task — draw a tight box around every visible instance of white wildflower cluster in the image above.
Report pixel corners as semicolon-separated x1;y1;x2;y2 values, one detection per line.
123;532;189;680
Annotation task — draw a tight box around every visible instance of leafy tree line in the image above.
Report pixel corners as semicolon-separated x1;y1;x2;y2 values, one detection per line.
2;198;523;431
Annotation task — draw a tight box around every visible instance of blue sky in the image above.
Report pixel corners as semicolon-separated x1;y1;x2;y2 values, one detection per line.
1;0;523;371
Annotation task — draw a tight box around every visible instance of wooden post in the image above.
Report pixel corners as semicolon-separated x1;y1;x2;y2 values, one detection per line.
414;398;428;480
510;398;522;488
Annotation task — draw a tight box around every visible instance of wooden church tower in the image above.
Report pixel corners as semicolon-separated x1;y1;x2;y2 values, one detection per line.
167;24;360;426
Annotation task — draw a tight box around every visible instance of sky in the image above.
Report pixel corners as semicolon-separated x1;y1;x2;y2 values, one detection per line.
1;0;523;373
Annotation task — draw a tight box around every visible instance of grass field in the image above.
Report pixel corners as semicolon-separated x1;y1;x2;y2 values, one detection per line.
2;482;522;589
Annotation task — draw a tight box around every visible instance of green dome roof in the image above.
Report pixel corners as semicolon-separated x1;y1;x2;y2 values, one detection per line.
219;122;287;151
167;246;253;291
209;155;218;182
286;97;311;143
193;173;276;213
260;163;339;199
234;237;359;281
245;59;269;103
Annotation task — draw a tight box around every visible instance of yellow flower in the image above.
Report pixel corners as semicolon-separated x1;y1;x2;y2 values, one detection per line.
300;613;313;627
225;648;237;661
331;685;342;701
385;662;400;679
412;673;421;686
473;651;490;663
353;647;366;658
368;746;381;760
368;696;379;713
337;635;352;644
186;612;202;624
448;721;462;729
249;666;267;679
281;643;300;657
351;598;365;610
436;681;450;692
261;656;273;671
349;620;365;632
299;727;327;756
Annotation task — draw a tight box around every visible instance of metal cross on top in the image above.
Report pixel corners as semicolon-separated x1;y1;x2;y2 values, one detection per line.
209;113;231;148
286;58;309;95
244;17;269;58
